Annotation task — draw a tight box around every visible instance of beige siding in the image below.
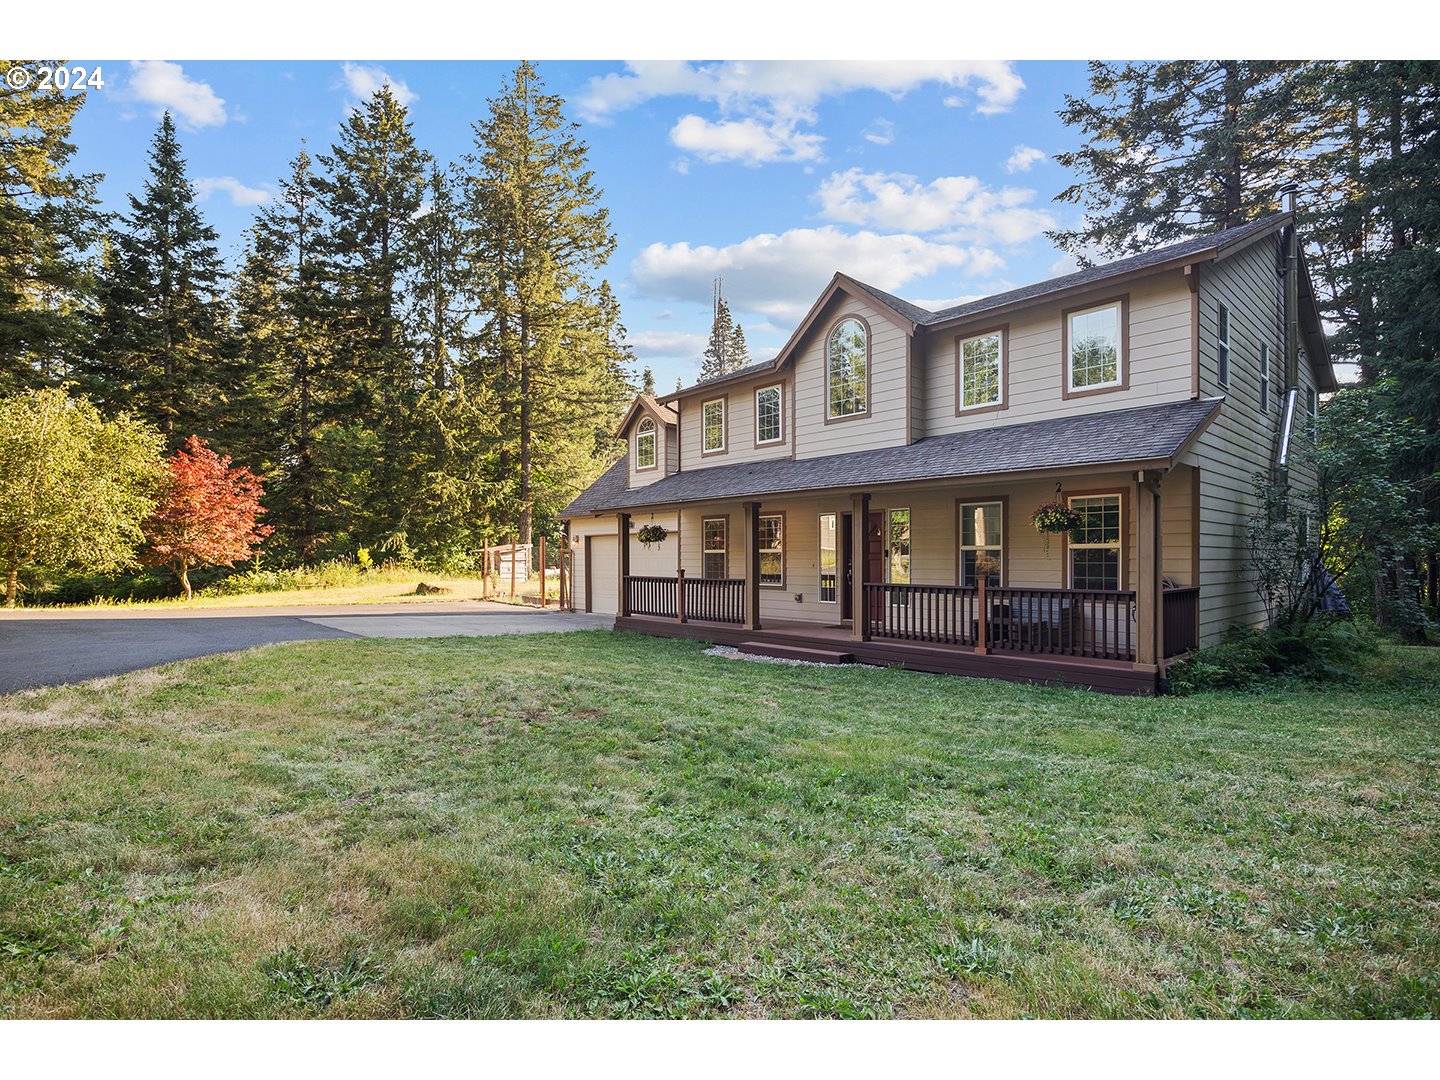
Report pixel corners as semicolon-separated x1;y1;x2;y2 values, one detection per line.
1188;235;1317;644
569;511;679;615
922;271;1195;438
676;380;793;471
792;295;910;460
626;422;672;488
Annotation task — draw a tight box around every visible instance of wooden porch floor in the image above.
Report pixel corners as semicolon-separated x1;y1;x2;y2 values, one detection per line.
615;615;1159;696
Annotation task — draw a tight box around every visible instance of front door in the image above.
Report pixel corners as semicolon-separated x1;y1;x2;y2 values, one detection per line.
867;511;885;623
840;513;854;621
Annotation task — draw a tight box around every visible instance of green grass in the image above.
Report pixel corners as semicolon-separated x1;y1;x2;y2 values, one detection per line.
2;632;1438;1018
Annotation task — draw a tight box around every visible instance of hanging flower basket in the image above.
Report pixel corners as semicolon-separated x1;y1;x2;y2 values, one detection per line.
637;524;669;548
1030;501;1081;555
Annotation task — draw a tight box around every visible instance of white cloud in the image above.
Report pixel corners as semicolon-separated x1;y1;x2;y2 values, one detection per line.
814;168;1055;246
1006;145;1046;173
193;176;270;207
629;330;708;359
1049;253;1081;276
580;61;1023;120
862;118;895;146
125;61;227;129
581;61;1022;169
632;226;1001;321
339;62;417;107
670;114;824;165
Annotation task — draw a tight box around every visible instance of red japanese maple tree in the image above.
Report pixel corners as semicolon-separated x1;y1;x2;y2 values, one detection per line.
142;437;273;599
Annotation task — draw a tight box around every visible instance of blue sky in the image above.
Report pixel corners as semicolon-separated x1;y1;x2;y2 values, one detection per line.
69;60;1095;390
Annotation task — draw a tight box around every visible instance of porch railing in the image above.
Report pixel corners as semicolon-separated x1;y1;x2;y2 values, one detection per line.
1162;586;1201;657
623;575;745;625
865;582;1139;661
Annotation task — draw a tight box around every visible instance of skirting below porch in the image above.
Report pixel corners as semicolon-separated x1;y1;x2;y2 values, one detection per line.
615;615;1160;696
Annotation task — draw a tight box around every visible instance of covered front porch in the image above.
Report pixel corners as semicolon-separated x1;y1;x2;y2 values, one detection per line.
605;466;1203;695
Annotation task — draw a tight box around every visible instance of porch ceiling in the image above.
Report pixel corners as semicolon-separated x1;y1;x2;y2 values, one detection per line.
563;396;1221;516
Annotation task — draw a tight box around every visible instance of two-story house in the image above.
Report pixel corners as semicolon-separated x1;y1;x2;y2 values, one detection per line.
560;209;1336;694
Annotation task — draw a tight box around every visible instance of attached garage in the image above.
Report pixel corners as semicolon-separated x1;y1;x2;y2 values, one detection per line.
585;533;618;615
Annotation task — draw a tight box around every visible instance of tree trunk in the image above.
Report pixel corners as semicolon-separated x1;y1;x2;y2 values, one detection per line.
519;310;533;545
1221;62;1245;228
178;558;193;601
5;563;18;608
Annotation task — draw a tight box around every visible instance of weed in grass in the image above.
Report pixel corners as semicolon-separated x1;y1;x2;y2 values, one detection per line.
263;949;384;1009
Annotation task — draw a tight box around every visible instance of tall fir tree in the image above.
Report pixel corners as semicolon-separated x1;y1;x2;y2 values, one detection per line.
314;85;430;551
640;366;656;396
0;59;104;392
1050;61;1323;262
236;146;333;561
699;279;750;380
458;61;628;544
86;113;236;446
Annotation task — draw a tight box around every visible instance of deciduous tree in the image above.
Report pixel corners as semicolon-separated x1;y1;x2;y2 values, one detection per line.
142;435;272;599
0;387;164;606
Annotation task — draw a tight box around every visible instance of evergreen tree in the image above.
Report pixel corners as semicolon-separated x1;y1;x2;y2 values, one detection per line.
699;279;750;380
314;85;429;551
1050;62;1322;262
641;366;656;396
409;165;466;394
237;146;332;561
86;113;235;445
0;59;104;391
458;61;628;544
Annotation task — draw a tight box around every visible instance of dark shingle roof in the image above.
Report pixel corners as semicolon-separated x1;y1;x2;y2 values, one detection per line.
563;398;1221;515
904;213;1289;328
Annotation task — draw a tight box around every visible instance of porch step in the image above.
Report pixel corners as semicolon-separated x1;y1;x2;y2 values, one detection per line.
737;641;855;665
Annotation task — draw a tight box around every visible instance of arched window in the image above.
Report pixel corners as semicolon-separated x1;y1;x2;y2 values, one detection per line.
827;318;869;419
635;417;657;470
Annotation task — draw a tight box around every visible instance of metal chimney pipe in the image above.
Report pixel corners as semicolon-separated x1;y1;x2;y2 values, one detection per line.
1281;186;1301;392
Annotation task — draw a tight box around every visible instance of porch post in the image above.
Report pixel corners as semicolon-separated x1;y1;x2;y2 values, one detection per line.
1135;472;1164;668
851;492;871;642
617;512;631;618
742;501;762;631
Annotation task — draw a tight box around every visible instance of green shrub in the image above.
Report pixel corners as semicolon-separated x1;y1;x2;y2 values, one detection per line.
1167;619;1380;694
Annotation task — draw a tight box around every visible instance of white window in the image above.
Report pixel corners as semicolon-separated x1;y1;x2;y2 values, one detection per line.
702;518;727;579
958;330;1004;410
756;384;783;444
1217;302;1231;387
702;398;726;453
1260;344;1270;412
1068;494;1122;591
827;318;868;419
1067;301;1124;392
635;417;657;470
818;513;838;603
959;501;1003;586
759;514;784;587
887;509;911;585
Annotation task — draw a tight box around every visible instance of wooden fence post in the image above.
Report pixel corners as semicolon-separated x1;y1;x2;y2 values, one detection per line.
975;576;989;654
539;536;547;608
677;567;686;623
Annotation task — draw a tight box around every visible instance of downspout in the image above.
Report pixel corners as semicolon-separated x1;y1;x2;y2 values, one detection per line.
1276;184;1302;493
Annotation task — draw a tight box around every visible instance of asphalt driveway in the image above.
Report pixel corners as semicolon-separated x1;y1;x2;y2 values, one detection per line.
0;602;614;693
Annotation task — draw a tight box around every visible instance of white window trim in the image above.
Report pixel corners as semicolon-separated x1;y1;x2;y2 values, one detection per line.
635;417;657;471
818;513;838;604
755;383;785;445
826;318;869;420
759;512;784;588
1066;301;1125;393
958;500;1004;586
701;398;726;454
702;517;727;579
1066;493;1124;591
1217;302;1231;388
957;330;1005;412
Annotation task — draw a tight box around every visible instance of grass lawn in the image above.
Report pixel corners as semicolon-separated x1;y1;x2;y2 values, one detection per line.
2;631;1437;1019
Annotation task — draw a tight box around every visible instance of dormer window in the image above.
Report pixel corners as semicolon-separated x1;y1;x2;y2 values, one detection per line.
826;317;869;420
635;417;657;470
957;328;1005;412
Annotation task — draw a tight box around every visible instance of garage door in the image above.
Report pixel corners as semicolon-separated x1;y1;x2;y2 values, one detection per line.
586;534;618;615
